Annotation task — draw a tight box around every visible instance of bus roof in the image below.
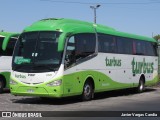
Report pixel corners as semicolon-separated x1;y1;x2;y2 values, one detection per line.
0;32;20;51
23;18;156;43
0;32;19;37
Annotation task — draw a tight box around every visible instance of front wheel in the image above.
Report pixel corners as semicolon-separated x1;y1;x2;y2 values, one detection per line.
137;78;145;93
82;81;94;101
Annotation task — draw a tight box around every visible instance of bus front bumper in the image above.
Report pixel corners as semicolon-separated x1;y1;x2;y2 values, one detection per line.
10;84;64;98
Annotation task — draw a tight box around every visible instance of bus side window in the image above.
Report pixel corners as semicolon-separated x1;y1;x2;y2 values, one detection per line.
117;37;133;54
65;36;76;68
145;42;157;56
65;33;96;68
0;37;4;56
98;34;116;53
134;40;145;55
75;33;96;60
4;38;17;56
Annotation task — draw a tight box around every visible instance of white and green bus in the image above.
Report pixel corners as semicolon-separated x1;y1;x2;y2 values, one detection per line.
10;18;158;100
0;32;19;93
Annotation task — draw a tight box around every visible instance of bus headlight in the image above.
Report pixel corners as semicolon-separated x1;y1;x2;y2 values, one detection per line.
47;80;62;86
10;80;18;85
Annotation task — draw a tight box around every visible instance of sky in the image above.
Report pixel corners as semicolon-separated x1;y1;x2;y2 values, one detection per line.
0;0;160;37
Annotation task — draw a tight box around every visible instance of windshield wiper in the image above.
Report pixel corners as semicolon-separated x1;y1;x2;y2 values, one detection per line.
13;63;29;71
13;65;23;71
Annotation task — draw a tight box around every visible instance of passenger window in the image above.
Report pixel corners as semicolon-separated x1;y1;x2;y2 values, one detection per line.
75;34;96;60
0;37;17;56
134;40;145;55
5;38;17;56
65;33;96;68
0;37;4;56
117;37;133;54
145;42;157;56
65;36;76;68
98;34;116;53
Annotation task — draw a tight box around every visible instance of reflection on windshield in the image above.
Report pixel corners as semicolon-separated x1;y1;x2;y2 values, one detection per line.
12;31;62;73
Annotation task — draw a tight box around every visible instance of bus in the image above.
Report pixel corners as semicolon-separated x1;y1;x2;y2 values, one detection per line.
10;18;158;101
0;32;19;93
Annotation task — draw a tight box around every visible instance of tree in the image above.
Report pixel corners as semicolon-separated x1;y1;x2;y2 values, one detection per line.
153;34;160;41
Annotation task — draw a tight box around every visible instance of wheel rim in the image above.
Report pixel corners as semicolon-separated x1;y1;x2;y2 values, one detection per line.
139;81;144;91
84;84;91;98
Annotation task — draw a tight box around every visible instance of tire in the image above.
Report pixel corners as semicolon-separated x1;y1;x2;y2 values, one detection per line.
82;81;94;101
137;77;145;93
0;80;4;93
40;97;50;101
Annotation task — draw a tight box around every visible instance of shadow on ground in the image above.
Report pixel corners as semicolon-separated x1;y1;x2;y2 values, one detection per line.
94;87;156;100
11;87;156;105
2;89;10;94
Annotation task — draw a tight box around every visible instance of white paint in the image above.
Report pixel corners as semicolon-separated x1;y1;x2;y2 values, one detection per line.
0;56;12;72
64;53;158;84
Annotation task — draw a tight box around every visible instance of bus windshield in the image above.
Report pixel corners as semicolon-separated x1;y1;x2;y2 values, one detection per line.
12;31;62;73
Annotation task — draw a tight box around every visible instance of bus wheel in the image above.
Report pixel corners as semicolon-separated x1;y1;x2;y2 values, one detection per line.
137;77;145;93
82;81;94;101
0;80;4;93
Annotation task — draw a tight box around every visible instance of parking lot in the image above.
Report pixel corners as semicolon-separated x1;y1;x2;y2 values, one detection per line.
0;87;160;112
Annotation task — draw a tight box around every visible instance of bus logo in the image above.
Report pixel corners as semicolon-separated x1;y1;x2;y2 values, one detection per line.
15;74;26;79
105;57;121;67
28;74;35;76
132;58;154;74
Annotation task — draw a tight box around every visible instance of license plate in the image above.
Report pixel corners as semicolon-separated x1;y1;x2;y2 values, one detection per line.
27;89;34;93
